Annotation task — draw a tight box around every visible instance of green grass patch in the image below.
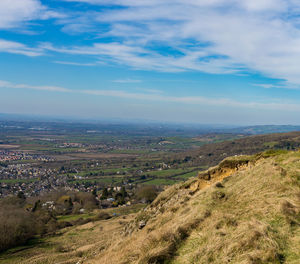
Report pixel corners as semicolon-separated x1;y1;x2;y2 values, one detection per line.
0;178;37;184
143;178;178;185
57;213;94;222
68;176;123;184
174;171;198;180
261;149;290;157
145;168;189;177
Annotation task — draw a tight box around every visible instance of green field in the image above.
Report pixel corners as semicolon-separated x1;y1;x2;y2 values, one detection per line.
143;178;178;185
0;178;37;184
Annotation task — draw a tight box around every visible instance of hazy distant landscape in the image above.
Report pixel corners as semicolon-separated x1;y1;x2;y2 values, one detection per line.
2;117;300;198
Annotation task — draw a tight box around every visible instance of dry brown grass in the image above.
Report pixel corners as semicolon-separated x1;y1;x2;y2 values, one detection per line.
87;152;300;264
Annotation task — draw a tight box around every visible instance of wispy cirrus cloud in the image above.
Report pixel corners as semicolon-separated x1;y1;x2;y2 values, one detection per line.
253;82;300;90
0;39;43;57
0;80;71;93
53;61;97;66
253;83;281;89
1;79;300;112
39;41;239;73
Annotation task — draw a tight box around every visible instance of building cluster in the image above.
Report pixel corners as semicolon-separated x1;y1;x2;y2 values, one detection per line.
0;151;54;162
58;142;84;148
0;164;67;197
0;163;118;198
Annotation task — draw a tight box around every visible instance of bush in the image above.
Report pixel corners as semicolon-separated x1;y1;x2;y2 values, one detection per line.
56;244;70;253
74;192;98;210
58;221;73;229
96;212;111;220
72;217;91;226
136;186;158;203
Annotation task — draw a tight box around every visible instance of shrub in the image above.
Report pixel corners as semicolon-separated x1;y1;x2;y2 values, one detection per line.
136;186;158;203
215;182;224;188
76;250;84;257
56;244;70;253
58;221;73;229
72;217;91;226
96;212;111;220
212;191;226;200
74;192;98;210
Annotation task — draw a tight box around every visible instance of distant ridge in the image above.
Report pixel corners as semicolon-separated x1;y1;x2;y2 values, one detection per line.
226;125;300;135
1;113;300;136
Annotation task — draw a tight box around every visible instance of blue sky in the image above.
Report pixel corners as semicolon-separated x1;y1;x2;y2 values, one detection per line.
1;0;300;124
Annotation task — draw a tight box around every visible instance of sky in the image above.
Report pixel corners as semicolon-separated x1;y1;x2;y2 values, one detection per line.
1;0;300;125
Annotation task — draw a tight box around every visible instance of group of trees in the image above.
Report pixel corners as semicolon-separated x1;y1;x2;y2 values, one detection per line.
0;189;101;253
100;185;159;205
0;203;35;252
101;186;128;205
0;194;49;252
0;184;159;253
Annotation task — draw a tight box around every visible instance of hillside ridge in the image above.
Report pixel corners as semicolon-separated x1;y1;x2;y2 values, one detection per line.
88;150;300;264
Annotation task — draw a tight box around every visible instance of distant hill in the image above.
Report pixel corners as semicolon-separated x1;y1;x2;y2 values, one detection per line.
226;125;300;135
1;113;300;137
180;131;300;168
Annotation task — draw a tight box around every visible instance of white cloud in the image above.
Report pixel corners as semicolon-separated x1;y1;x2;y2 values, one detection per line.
254;84;279;89
0;39;43;56
53;61;97;66
0;0;62;30
3;0;300;86
0;80;71;93
54;0;300;85
40;41;238;73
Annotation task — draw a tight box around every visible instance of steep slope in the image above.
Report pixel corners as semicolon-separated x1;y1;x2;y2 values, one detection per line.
89;150;300;264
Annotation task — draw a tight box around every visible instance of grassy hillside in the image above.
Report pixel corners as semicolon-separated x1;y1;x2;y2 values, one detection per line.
1;150;299;264
89;150;300;264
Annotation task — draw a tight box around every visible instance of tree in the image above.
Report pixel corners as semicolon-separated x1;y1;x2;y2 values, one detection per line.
74;192;98;210
0;205;35;252
115;192;125;205
101;187;108;200
120;186;127;199
32;200;41;212
17;191;26;200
